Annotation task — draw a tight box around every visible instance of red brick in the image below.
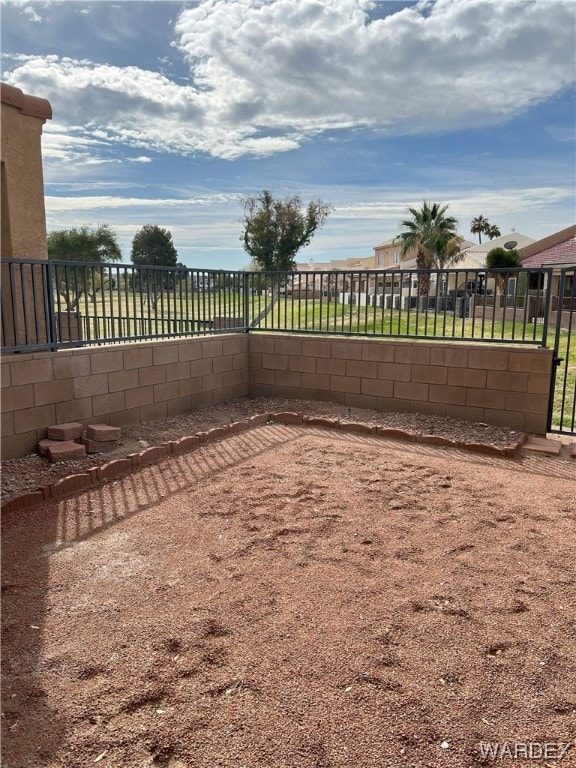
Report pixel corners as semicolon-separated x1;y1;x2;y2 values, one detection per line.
48;441;86;462
417;435;458;449
171;435;201;455
229;420;250;435
459;441;508;457
85;424;121;442
81;437;118;454
339;421;376;435
99;458;132;481
38;438;65;457
52;473;92;498
376;426;418;442
271;411;303;424
248;413;272;426
138;446;168;467
47;422;85;441
303;416;339;428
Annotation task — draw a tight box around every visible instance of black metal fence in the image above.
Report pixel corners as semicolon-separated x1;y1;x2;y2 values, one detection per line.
1;258;558;353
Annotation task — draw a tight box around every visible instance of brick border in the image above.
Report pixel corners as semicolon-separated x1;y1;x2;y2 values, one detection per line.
1;411;529;516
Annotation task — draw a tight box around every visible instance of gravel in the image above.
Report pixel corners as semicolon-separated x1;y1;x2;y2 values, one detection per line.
1;395;524;504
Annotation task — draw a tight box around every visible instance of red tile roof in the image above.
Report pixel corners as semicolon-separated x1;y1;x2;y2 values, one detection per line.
521;225;576;268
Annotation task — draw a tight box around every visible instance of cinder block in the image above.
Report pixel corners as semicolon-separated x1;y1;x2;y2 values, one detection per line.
330;375;361;394
10;358;53;386
345;360;378;379
34;379;75;407
1;384;35;412
288;355;316;373
52;354;90;380
486;370;528;392
139;365;167;387
447;367;486;388
262;353;288;371
361;342;395;363
200;339;223;359
123;346;153;369
47;422;85;441
508;350;553;374
86;424;121;442
48;441;86;462
73;373;109;399
274;337;302;356
152;344;179;365
466;388;506;410
301;372;330;391
90;350;124;374
108;369;140;392
92;391;125;417
394;345;430;365
316;358;346;376
274;370;302;388
331;341;362;360
166;361;192;381
429;346;468;368
411;365;448;385
81;437;117;454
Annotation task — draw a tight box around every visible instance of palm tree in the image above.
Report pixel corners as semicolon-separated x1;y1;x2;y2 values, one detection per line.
435;234;465;270
470;214;489;244
486;224;501;240
399;201;459;294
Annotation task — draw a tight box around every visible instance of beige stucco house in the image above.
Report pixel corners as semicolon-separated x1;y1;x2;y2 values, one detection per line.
1;82;53;350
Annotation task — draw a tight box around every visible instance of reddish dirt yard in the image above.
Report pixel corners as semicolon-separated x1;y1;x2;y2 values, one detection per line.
2;425;575;768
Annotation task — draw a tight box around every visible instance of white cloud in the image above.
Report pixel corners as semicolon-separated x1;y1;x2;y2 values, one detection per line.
3;0;574;161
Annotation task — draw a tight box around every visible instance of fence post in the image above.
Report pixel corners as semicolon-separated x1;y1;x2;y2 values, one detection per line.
243;271;251;332
44;261;58;351
540;267;553;348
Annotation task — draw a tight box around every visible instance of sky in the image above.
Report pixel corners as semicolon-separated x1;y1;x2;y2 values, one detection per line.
2;0;575;270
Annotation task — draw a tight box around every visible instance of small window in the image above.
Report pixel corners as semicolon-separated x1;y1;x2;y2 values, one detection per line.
393;250;400;264
377;254;383;266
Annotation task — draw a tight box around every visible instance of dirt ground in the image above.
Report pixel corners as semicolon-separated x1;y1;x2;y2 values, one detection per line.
2;424;575;768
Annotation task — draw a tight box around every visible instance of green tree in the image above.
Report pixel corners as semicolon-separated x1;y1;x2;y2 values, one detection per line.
470;214;489;244
398;202;459;293
241;190;333;272
130;225;185;310
48;224;121;263
131;225;178;267
47;224;121;310
486;224;502;240
486;246;522;293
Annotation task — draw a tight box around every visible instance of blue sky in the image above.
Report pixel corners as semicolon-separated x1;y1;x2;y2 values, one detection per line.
2;0;575;269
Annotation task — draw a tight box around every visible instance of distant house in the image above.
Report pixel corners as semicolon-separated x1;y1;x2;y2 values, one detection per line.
520;225;576;315
458;232;535;270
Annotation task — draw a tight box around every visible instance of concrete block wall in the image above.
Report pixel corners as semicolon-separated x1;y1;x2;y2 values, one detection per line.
248;334;553;435
1;334;249;458
1;332;554;459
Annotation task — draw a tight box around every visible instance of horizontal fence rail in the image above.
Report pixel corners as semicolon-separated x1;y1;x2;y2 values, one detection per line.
0;259;561;353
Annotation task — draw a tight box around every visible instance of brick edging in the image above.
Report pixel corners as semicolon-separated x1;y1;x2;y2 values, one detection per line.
1;411;527;515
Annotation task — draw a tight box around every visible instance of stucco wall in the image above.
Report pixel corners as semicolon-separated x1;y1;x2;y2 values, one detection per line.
1;83;52;350
1;84;51;259
248;334;552;435
1;335;249;458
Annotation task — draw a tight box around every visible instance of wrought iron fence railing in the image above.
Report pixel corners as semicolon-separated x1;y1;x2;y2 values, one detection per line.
1;258;558;353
